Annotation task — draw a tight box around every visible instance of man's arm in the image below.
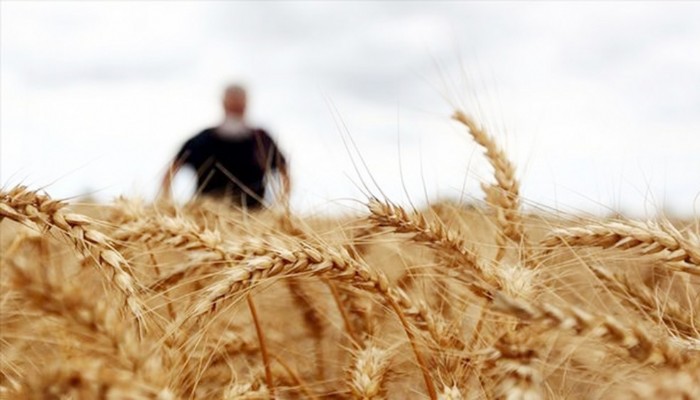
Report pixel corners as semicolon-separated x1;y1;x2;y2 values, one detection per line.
159;159;183;200
278;161;291;205
257;129;291;206
161;135;198;200
272;138;291;206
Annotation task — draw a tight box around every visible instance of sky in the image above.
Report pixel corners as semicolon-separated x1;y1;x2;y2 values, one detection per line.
2;1;699;217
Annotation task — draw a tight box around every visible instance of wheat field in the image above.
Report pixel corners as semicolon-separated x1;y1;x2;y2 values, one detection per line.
1;110;698;399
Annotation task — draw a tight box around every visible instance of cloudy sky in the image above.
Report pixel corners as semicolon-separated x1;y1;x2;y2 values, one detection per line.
2;1;699;216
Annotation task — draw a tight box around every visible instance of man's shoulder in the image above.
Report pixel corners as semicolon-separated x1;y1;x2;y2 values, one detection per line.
250;127;276;142
185;128;217;146
195;127;218;139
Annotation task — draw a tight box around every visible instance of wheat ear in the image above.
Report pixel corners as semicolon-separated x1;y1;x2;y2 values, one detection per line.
623;365;700;399
437;385;465;400
369;199;540;300
485;331;543;400
452;110;532;266
479;286;689;366
347;345;392;400
540;220;700;274
368;199;496;287
590;265;698;340
0;186;144;325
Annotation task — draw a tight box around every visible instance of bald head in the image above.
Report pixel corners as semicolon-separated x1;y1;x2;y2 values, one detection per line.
222;84;247;117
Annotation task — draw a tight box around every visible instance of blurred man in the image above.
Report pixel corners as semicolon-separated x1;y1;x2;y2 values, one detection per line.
161;84;289;208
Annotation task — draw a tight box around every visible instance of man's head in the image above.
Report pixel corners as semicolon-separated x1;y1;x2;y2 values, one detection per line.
222;84;247;118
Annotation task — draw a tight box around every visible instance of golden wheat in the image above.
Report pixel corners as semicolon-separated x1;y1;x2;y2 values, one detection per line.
1;109;698;399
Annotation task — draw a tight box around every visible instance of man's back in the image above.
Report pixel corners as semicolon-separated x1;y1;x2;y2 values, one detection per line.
176;128;285;207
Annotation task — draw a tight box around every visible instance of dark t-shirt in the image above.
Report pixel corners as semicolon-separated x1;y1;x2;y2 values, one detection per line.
176;127;286;206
